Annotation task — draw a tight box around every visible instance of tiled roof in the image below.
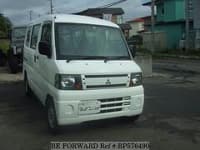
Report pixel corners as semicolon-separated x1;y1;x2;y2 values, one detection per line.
127;18;144;23
76;8;124;15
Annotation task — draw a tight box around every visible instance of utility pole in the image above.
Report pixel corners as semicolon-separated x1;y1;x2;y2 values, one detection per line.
185;0;190;51
49;0;53;14
151;0;155;52
29;10;32;21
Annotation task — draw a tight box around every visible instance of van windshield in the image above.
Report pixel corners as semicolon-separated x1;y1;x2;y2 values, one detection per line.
55;23;130;60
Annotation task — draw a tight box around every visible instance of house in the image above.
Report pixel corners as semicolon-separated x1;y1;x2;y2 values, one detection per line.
141;15;154;32
76;8;131;39
193;0;200;49
127;18;145;36
143;0;194;50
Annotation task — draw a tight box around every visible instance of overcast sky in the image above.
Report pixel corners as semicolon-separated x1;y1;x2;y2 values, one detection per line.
0;0;150;25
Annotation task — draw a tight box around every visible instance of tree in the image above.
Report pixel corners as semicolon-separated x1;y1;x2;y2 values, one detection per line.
0;13;12;38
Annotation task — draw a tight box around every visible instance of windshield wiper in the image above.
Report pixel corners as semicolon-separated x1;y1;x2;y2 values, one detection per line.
66;56;107;63
66;56;130;63
104;56;130;63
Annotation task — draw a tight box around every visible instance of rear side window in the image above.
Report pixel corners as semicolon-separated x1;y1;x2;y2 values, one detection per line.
25;27;31;47
30;24;40;49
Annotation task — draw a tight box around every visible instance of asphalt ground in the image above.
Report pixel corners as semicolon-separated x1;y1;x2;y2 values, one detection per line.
0;64;200;150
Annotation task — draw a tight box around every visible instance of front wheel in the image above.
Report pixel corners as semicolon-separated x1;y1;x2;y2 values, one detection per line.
130;115;140;122
122;115;140;123
46;99;60;134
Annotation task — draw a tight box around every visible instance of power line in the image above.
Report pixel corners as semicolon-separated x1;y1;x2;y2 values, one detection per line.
97;0;127;8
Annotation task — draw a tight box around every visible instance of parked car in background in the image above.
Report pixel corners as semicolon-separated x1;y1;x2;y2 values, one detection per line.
23;14;144;133
7;26;26;73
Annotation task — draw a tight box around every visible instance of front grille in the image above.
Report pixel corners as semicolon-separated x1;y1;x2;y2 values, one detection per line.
101;103;122;108
98;97;131;114
100;97;122;103
84;74;129;90
85;74;128;78
86;84;126;89
100;108;122;113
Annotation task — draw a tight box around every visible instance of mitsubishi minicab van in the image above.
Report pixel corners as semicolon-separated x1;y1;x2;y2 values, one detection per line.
23;14;144;132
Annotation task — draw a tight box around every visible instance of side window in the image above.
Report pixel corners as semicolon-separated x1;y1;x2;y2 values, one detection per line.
30;24;40;49
25;27;31;47
41;23;51;46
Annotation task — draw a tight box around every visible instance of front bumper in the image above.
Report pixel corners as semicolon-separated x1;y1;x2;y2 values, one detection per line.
53;86;144;125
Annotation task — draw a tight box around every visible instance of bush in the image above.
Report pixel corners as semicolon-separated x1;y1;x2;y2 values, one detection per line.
0;48;7;66
0;39;10;54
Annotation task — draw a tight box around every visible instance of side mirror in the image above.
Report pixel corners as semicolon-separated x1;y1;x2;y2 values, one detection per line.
129;44;136;58
39;41;51;58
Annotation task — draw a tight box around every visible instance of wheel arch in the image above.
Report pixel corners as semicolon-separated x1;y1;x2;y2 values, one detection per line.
45;94;54;107
23;70;27;80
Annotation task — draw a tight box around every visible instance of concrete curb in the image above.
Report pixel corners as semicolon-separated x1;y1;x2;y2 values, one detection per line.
153;54;200;60
0;67;23;83
153;63;200;74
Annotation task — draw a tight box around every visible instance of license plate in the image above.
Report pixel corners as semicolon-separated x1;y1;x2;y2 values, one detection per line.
79;100;101;115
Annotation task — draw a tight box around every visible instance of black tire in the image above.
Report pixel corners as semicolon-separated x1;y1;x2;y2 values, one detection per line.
7;49;19;73
46;98;60;134
122;115;140;123
131;115;140;122
24;74;32;96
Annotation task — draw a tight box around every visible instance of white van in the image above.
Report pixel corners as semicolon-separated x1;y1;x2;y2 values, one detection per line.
23;14;144;132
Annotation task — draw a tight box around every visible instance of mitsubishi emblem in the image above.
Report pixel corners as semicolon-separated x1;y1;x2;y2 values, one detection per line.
105;79;111;85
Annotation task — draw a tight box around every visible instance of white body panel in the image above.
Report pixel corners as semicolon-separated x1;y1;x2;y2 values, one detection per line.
23;14;144;126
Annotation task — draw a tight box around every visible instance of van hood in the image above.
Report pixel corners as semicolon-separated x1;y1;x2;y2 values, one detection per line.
56;60;142;75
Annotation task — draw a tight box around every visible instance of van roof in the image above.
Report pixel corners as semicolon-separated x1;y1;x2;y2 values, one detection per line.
29;14;119;28
13;25;27;29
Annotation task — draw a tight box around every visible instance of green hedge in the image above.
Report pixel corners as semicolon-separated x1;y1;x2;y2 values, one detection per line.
0;39;10;54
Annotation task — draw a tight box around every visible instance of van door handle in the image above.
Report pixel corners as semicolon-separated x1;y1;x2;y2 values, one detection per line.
34;55;39;62
34;55;36;62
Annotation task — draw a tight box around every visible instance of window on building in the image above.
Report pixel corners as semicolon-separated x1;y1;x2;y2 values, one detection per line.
117;15;123;24
162;6;165;15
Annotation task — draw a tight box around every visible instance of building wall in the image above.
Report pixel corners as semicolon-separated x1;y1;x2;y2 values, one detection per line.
193;0;200;49
164;0;176;21
155;23;185;49
193;0;200;29
157;0;185;22
101;14;123;24
111;15;123;24
129;22;144;36
157;3;165;22
142;31;167;51
153;0;186;49
175;0;185;20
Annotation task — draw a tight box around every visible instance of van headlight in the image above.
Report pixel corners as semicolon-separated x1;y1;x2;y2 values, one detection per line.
129;73;142;87
55;74;82;90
